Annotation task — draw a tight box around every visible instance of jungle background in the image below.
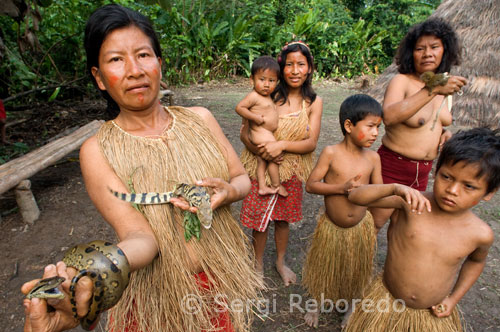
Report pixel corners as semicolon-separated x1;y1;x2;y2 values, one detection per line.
0;0;441;164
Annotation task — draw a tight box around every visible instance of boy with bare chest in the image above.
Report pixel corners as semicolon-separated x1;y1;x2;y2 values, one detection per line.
346;127;499;331
302;94;383;327
236;56;287;196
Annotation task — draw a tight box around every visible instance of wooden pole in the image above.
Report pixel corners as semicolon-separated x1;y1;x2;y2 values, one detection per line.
0;119;103;194
15;180;39;224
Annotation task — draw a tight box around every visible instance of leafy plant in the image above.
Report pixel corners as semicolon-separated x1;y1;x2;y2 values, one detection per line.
0;142;30;164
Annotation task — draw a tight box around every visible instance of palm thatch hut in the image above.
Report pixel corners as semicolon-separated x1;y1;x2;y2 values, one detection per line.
368;0;500;128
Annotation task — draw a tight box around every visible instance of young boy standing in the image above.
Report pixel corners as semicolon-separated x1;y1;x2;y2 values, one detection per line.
302;94;383;327
236;56;287;196
345;127;499;331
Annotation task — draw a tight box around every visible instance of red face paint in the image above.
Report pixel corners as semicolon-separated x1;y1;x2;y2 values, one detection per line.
109;75;119;87
357;132;365;140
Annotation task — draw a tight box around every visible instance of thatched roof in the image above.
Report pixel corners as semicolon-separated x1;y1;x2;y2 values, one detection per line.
368;0;500;128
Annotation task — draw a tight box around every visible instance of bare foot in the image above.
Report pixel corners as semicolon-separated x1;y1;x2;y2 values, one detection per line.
276;263;296;286
304;309;319;328
277;185;288;197
258;185;279;196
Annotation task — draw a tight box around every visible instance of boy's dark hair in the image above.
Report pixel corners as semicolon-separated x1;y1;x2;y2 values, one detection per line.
339;94;383;136
84;4;162;119
436;128;500;194
272;42;316;105
396;18;461;74
251;56;280;76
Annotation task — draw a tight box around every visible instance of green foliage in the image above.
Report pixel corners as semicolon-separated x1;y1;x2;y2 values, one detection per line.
0;0;442;95
362;0;442;68
0;142;30;164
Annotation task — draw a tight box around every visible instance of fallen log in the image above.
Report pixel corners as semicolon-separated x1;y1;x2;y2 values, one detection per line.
0;119;103;195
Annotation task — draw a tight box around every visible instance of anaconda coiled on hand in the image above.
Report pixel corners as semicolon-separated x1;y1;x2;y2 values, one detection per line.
62;240;130;331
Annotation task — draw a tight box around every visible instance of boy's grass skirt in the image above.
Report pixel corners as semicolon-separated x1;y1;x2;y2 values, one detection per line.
302;211;376;303
344;275;464;332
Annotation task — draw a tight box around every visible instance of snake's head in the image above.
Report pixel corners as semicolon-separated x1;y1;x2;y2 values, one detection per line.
26;276;66;300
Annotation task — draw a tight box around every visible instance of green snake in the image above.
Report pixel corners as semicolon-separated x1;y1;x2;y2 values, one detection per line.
109;183;213;229
26;240;130;331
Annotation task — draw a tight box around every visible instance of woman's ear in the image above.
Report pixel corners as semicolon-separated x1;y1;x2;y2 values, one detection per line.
91;67;106;91
344;119;353;134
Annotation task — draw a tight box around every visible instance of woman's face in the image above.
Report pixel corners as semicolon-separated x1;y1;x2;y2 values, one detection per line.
282;51;310;89
91;25;162;112
413;34;444;75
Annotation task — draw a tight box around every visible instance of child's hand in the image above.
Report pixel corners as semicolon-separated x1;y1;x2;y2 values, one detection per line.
431;296;456;318
393;184;431;214
255;115;265;125
343;174;362;194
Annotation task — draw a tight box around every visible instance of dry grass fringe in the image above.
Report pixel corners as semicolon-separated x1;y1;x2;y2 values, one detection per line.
98;106;264;332
344;275;464;332
302;211;376;302
240;102;313;184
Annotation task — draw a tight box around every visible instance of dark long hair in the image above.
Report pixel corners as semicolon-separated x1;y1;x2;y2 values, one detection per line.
84;4;162;118
395;18;461;74
272;42;316;106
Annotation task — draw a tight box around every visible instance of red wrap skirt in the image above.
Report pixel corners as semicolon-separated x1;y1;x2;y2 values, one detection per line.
378;144;433;191
240;175;303;232
109;271;234;332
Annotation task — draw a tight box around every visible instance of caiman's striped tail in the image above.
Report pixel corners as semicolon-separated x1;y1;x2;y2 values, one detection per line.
108;183;213;229
109;188;174;204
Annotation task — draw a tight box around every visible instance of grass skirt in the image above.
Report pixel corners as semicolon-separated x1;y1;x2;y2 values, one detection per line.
302;211;376;303
344;275;464;332
98;106;263;332
240;100;313;185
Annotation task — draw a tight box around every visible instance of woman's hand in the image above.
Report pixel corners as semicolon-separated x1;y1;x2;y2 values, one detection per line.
197;178;232;210
439;129;452;149
258;141;286;160
432;75;467;96
22;263;93;332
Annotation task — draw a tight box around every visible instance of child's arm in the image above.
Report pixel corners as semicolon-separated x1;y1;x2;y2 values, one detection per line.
432;228;494;318
235;93;264;125
348;183;431;214
305;147;362;195
369;152;383;185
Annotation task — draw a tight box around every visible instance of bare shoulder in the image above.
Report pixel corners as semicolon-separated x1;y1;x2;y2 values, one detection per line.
470;214;494;246
186;106;215;122
309;95;323;108
322;144;341;158
80;135;99;160
365;148;381;163
388;73;412;86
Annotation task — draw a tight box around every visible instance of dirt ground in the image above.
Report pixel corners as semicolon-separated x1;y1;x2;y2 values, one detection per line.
0;80;499;331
